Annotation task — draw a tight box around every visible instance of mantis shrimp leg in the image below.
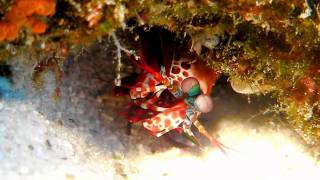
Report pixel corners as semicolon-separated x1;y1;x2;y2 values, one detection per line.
134;89;170;112
129;73;160;99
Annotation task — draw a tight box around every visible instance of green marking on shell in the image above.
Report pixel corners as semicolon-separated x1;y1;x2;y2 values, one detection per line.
188;84;201;97
185;96;196;107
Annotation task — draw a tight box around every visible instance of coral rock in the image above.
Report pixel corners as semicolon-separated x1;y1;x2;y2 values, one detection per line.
0;0;56;41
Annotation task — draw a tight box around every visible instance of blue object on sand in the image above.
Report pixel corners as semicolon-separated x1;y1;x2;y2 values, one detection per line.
0;77;25;101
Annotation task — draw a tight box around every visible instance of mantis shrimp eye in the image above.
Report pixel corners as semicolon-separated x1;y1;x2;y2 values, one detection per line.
181;77;201;97
194;94;213;113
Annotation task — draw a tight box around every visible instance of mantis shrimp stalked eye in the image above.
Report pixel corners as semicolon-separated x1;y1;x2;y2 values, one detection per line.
195;95;213;113
181;77;213;113
181;77;201;96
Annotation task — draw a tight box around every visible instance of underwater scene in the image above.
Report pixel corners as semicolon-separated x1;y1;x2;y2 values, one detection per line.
0;0;320;179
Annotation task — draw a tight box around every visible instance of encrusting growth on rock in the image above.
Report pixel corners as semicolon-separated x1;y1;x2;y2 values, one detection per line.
0;0;56;41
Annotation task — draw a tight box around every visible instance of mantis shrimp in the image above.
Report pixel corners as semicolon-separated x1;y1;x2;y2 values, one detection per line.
120;49;228;152
116;29;227;151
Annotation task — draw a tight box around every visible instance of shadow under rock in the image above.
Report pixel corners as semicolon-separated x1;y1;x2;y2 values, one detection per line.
30;40;174;156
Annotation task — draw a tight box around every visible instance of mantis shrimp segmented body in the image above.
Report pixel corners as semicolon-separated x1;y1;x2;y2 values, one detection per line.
121;49;228;152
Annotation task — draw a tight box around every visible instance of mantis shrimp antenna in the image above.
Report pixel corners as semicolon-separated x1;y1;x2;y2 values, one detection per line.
193;120;227;154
